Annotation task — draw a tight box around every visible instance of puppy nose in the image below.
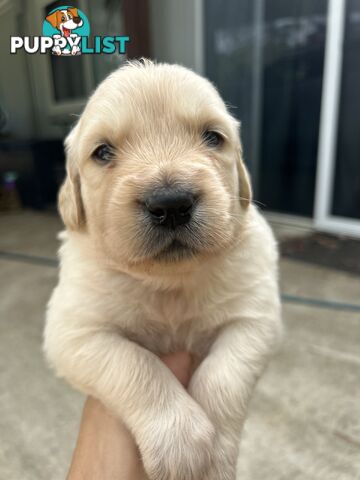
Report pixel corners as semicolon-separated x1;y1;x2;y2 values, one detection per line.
144;189;195;229
73;16;81;24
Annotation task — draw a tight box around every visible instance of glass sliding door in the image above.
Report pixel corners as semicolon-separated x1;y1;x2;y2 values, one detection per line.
205;0;261;177
205;0;328;216
315;0;360;237
259;0;327;216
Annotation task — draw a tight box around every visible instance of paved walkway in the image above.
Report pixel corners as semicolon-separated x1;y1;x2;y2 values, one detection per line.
0;212;359;480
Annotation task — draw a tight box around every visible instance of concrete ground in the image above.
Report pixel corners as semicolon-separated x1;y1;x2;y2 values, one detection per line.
0;211;359;480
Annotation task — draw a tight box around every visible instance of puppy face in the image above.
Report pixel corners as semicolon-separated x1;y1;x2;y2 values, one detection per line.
46;8;83;35
59;61;252;276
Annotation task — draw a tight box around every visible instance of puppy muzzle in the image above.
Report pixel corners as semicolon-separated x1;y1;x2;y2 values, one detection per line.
143;188;196;230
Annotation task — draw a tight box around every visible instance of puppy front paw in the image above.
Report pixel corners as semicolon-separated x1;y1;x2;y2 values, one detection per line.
204;433;239;480
52;45;62;55
71;45;81;55
140;403;215;480
205;467;237;480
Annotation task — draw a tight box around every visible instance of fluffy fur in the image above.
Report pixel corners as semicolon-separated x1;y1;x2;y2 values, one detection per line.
45;60;282;480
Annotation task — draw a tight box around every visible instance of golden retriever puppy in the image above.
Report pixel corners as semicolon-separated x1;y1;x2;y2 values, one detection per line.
45;60;281;480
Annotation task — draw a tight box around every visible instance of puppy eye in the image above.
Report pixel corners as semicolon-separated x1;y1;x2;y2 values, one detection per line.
61;15;65;21
202;130;224;148
92;144;115;165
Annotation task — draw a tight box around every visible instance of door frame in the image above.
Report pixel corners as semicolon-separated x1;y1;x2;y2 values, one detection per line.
314;0;360;237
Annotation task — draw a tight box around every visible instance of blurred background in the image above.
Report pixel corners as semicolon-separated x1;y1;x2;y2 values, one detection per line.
0;1;359;479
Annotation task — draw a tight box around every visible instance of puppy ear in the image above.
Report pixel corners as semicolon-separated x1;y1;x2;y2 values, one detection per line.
58;126;86;230
46;11;59;28
68;7;79;17
236;142;252;209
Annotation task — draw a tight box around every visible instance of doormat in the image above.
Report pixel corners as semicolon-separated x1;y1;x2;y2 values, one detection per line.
280;233;360;276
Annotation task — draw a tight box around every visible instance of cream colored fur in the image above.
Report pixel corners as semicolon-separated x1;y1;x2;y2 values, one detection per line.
44;60;282;480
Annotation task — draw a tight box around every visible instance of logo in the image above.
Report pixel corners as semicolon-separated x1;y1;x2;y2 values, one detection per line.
43;6;89;56
10;5;130;56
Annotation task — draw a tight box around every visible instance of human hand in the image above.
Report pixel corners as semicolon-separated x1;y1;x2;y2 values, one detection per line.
67;351;199;480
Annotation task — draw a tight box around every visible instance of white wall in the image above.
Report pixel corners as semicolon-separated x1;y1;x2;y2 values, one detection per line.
150;0;203;73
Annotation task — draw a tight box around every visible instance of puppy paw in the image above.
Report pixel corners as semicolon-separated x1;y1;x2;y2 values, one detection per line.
140;403;215;480
204;435;239;480
52;45;62;56
71;45;80;55
205;468;237;480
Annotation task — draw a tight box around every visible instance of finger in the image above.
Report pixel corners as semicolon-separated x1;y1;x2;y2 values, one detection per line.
160;351;193;388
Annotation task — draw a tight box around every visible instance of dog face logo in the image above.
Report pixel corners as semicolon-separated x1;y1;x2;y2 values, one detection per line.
43;5;90;56
46;8;83;38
